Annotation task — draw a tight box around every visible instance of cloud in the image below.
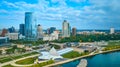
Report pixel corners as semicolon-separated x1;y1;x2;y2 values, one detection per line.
2;1;19;8
0;9;9;14
0;0;120;29
70;0;86;3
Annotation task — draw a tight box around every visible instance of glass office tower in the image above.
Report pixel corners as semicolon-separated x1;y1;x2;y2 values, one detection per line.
19;24;25;36
25;12;36;40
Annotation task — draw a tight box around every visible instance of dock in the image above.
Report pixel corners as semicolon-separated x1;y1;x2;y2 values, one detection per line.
77;59;87;67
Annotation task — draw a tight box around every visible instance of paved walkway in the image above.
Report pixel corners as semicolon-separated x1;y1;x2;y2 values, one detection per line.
0;51;34;58
44;49;120;67
0;54;39;67
1;48;120;67
11;59;47;67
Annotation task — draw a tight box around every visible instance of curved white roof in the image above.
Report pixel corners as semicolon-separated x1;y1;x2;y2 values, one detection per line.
58;48;73;55
49;47;60;56
39;47;73;60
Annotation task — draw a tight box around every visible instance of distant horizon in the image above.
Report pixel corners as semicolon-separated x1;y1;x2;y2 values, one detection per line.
0;28;120;31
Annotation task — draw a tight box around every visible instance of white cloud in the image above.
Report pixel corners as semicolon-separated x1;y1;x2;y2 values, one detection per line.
0;0;120;29
0;9;9;14
2;1;19;8
70;0;86;3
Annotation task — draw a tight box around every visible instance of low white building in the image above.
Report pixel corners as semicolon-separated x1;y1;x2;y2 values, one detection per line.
19;34;25;39
6;33;19;40
43;31;59;41
110;28;115;34
94;41;108;46
38;47;73;60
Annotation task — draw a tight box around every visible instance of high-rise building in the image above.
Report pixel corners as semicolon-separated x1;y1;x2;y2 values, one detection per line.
25;12;36;40
19;24;25;36
110;28;115;34
72;27;76;36
37;24;43;39
50;27;56;34
8;26;15;33
62;20;70;37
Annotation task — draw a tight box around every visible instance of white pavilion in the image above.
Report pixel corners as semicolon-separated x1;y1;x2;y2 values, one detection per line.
38;47;73;60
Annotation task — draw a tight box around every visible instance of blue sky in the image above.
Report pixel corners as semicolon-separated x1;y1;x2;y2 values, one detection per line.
0;0;120;30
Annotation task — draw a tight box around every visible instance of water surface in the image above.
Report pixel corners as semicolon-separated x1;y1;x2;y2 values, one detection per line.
56;51;120;67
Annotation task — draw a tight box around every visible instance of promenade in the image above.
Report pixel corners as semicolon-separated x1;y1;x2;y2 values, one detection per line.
1;48;120;67
44;48;120;67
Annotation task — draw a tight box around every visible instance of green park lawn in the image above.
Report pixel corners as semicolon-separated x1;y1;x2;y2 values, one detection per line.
15;56;38;65
0;52;39;63
2;60;54;67
2;64;15;67
62;51;81;59
103;41;120;51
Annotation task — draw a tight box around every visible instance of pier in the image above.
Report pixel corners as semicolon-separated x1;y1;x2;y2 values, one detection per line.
77;59;87;67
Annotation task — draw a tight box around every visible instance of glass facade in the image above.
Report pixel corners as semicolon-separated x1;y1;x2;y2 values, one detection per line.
50;27;56;34
8;26;15;33
25;12;36;40
19;24;25;36
62;20;70;37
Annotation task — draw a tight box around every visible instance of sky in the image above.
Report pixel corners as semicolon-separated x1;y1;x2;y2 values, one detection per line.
0;0;120;30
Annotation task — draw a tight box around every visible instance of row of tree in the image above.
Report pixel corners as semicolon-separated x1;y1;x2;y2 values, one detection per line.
10;40;48;46
53;34;120;43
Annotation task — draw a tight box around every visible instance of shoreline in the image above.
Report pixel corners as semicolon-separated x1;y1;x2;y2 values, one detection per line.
44;48;120;67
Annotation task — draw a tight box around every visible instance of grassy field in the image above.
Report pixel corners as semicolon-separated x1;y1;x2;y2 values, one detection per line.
0;57;13;63
62;51;81;59
0;52;39;63
30;60;54;67
15;56;38;65
2;64;15;67
2;60;54;67
103;41;120;51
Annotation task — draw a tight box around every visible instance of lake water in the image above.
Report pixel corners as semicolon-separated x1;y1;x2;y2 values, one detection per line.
55;51;120;67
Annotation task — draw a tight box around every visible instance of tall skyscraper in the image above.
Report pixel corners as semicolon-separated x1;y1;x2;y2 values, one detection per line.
19;24;25;36
50;27;56;34
25;12;36;40
72;27;76;36
37;24;43;39
62;20;70;37
110;28;115;34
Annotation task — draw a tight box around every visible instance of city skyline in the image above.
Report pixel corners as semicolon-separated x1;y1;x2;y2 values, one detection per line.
0;0;120;30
